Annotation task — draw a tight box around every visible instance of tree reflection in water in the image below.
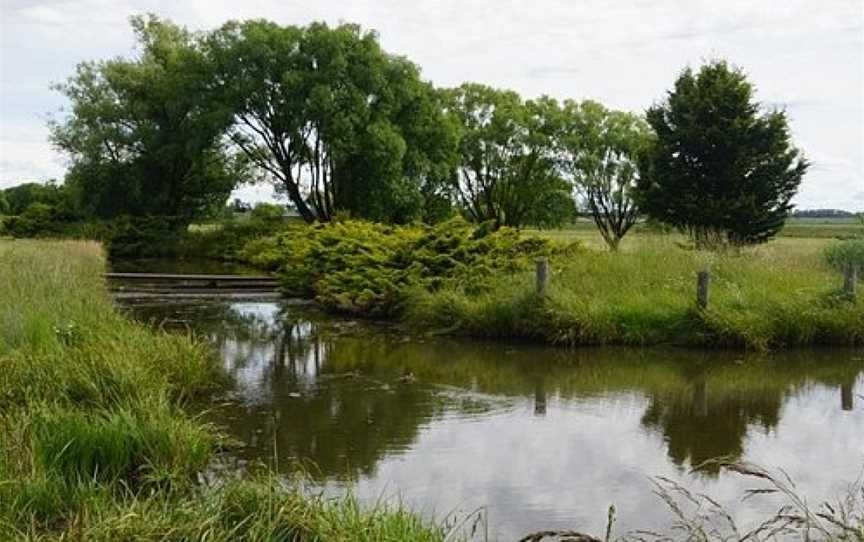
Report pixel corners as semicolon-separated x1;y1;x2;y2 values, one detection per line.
123;299;864;487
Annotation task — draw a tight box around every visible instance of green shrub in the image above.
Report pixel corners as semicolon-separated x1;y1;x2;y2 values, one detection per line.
2;203;63;238
243;218;574;316
179;211;289;261
249;202;285;221
105;215;187;258
824;239;864;276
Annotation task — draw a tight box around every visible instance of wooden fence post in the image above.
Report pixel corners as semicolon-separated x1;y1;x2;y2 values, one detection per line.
696;270;710;310
844;266;857;299
536;258;549;297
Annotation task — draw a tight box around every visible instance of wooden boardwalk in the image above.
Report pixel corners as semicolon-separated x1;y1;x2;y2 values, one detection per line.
104;272;280;297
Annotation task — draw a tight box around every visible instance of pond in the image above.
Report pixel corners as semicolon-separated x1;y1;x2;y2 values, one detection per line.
119;296;864;540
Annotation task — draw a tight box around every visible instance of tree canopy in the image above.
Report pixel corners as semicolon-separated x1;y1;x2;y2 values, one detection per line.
446;83;572;229
47;16;813;241
51;15;241;223
638;60;808;247
560;100;652;250
206;20;458;224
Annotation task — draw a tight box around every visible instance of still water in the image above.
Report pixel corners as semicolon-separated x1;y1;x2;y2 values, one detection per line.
122;297;864;539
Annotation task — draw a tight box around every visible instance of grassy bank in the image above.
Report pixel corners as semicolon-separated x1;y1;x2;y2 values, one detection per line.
2;239;861;540
407;236;864;349
0;240;452;541
245;220;863;350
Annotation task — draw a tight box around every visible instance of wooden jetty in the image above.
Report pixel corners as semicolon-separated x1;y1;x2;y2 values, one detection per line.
104;272;281;297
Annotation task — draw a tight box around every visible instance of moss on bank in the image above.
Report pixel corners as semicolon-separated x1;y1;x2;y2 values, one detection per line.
0;240;452;541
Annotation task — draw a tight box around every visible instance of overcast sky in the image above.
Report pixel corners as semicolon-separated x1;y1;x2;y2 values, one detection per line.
2;0;862;209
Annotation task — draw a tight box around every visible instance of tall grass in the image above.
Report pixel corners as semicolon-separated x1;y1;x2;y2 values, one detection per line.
0;240;452;541
406;237;864;349
518;461;864;541
630;461;864;541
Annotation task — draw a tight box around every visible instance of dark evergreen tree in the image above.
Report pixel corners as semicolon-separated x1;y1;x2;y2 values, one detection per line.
638;60;808;247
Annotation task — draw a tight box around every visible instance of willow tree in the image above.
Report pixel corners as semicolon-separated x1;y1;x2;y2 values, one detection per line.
446;84;571;229
206;20;457;224
638;60;808;247
561;101;652;251
51;15;240;222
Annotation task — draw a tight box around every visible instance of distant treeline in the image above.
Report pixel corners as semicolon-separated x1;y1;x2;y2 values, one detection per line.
792;209;858;219
0;182;69;216
4;15;807;251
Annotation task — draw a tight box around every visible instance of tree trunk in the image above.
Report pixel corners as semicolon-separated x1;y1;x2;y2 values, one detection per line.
282;179;317;223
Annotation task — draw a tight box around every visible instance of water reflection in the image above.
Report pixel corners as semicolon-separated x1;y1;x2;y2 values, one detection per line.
640;381;782;475
122;298;864;539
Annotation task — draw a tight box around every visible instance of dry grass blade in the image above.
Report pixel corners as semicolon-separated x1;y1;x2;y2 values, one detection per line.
742;488;780;502
720;462;773;481
624;462;864;542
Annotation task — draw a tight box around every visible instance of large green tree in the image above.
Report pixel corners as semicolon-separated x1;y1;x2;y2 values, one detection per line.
638;60;808;247
51;15;241;223
561;100;653;250
446;84;572;229
206;20;457;224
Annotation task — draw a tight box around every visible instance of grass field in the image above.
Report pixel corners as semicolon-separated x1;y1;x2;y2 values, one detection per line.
0;240;452;541
408;227;864;349
524;217;862;250
780;216;863;239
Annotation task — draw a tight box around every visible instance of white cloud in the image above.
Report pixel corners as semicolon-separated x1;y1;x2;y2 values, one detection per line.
1;0;862;208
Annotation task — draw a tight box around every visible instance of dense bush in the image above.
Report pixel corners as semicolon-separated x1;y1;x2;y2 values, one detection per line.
7;204;292;261
243;218;574;316
179;207;290;261
105;216;188;259
0;198;109;241
824;239;864;276
1;203;71;238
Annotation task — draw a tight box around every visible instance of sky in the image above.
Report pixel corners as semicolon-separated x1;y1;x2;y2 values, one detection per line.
1;0;863;210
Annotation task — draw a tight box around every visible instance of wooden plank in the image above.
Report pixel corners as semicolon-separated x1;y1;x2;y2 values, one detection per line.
109;279;279;286
110;285;279;292
104;272;276;282
111;288;278;295
111;282;279;289
113;291;283;300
